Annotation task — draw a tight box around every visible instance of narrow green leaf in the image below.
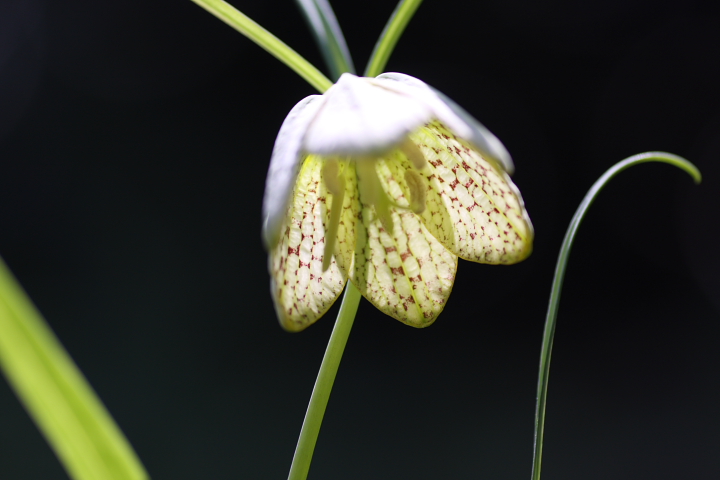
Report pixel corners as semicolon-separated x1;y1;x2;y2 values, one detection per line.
364;0;423;77
295;0;355;79
531;152;701;480
0;257;149;480
190;0;333;93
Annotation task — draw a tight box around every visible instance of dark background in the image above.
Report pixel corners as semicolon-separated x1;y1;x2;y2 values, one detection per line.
1;0;719;478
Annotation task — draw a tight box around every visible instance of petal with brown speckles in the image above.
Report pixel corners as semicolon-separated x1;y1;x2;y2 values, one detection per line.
410;122;534;264
348;161;458;327
269;156;348;332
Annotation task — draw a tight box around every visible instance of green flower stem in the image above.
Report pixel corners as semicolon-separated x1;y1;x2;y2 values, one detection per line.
0;257;148;480
287;282;362;480
531;152;701;480
364;0;424;77
190;0;333;93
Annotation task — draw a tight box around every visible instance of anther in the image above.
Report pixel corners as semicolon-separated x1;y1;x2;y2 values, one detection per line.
322;159;345;271
400;139;427;171
404;169;426;214
356;160;394;234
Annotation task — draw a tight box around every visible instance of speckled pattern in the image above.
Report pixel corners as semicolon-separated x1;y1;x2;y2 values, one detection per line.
269;157;347;332
411;122;533;264
348;186;458;327
269;122;533;331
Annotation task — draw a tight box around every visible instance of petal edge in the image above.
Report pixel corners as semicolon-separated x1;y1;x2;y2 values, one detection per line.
263;95;325;249
374;72;515;174
269;156;348;331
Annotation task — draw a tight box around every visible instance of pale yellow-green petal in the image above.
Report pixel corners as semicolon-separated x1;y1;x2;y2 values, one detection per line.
332;161;360;277
269;156;347;332
349;160;458;327
409;122;533;264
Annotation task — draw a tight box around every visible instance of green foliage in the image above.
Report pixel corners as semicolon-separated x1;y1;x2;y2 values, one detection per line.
531;152;700;480
0;258;148;480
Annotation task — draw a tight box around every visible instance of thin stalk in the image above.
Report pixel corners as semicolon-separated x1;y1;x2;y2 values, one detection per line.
0;257;148;480
190;0;333;93
531;152;701;480
295;0;355;80
287;282;362;480
364;0;424;77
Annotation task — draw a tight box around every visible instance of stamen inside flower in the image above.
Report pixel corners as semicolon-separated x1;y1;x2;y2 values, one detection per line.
400;139;427;170
321;159;345;271
403;169;426;214
356;160;393;234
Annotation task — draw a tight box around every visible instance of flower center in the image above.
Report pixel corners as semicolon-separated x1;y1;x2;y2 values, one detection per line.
355;160;394;233
319;141;429;272
321;159;345;272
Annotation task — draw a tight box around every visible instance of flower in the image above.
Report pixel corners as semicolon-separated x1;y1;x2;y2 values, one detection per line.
262;73;533;332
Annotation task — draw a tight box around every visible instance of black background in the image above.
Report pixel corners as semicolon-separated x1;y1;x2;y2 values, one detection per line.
1;0;719;479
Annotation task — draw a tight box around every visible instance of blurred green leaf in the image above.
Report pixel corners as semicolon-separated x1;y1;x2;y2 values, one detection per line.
0;257;149;480
295;0;355;79
365;0;423;77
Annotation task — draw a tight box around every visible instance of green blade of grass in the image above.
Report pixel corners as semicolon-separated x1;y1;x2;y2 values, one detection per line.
364;0;423;77
190;0;333;93
531;151;701;480
0;256;148;480
295;0;355;80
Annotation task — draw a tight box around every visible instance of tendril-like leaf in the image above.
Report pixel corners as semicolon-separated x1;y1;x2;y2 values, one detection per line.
531;152;701;480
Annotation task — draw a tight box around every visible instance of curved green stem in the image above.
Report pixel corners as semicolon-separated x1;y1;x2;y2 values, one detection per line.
287;282;362;480
364;0;424;77
531;152;701;480
190;0;333;93
0;257;148;480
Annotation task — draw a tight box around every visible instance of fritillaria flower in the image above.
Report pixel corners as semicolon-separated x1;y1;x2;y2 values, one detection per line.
262;73;533;331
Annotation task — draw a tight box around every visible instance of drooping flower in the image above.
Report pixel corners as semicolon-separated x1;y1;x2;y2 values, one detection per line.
262;72;533;331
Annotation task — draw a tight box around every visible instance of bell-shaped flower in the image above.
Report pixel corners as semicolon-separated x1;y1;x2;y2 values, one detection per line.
263;73;533;332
